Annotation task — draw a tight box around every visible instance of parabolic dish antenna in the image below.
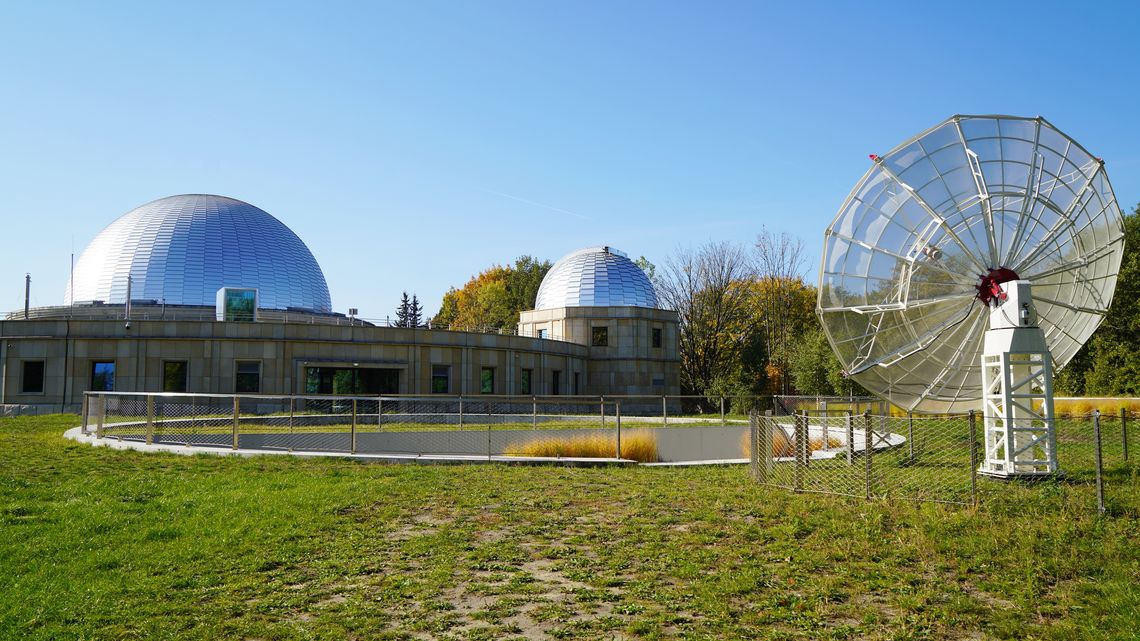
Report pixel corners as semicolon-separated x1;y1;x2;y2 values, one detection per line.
819;114;1126;413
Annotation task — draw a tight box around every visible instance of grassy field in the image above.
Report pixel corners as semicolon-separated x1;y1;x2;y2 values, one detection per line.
2;415;1138;640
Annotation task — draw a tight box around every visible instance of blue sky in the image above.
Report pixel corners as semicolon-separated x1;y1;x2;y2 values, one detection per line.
2;1;1138;320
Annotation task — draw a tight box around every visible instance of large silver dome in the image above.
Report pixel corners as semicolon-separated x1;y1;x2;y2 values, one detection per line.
65;194;332;312
535;246;658;309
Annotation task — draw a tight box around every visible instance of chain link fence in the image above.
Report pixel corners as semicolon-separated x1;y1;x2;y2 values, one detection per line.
750;409;1136;513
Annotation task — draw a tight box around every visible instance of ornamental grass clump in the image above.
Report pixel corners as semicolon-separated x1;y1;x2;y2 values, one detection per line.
743;429;843;459
503;430;658;463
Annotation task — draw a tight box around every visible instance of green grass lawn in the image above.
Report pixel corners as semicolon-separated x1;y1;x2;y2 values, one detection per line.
2;415;1138;640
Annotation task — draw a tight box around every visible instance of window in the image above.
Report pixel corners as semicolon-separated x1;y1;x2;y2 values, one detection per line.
591;326;608;347
304;366;398;394
431;365;450;394
537;328;548;339
519;368;532;395
551;370;561;395
573;372;580;395
480;367;494;394
652;327;662;348
91;361;115;391
235;361;261;393
21;361;44;394
163;361;188;393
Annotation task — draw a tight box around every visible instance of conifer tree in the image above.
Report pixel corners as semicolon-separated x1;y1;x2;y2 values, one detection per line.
395;292;411;328
410;294;423;328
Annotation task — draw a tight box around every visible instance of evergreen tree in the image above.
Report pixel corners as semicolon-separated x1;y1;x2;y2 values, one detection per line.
410;294;424;328
395;292;411;328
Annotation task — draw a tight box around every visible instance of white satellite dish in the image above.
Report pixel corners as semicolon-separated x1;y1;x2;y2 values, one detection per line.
818;114;1126;423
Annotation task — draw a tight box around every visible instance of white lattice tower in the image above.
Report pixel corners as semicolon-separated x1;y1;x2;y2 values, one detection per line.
979;280;1058;478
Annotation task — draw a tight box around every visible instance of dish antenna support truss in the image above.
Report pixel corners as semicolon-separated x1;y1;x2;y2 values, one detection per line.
979;279;1057;477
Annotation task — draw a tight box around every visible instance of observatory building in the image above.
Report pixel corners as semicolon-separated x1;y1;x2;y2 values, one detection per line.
519;247;678;396
0;195;679;413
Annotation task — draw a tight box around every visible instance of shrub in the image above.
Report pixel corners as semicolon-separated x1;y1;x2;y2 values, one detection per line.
503;431;658;463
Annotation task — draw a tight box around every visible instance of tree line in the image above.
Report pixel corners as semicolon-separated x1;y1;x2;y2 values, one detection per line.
1053;202;1140;396
426;204;1140;403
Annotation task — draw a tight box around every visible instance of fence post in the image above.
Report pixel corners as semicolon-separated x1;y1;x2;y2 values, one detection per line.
969;410;978;507
1093;410;1105;515
95;395;105;438
846;410;854;465
1122;407;1129;463
351;399;357;454
748;412;757;479
907;412;914;463
146;394;155;445
487;400;492;460
864;410;873;500
232;396;240;450
793;411;805;492
600;396;605;429
532;396;537;429
662;396;667;427
459;395;464;429
289;396;295;452
720;396;726;426
376;397;382;430
616;401;622;459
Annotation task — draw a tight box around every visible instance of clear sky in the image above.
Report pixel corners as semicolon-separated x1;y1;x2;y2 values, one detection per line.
2;1;1138;321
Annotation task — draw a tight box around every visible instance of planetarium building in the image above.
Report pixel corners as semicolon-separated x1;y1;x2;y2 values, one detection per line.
0;195;678;413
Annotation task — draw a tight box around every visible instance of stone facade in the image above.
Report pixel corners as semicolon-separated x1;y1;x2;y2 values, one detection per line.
518;305;680;396
0;316;590;413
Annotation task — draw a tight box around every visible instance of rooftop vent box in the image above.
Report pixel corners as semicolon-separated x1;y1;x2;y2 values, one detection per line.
217;288;258;322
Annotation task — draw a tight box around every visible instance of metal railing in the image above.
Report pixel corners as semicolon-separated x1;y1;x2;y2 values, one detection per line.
7;304;570;341
80;392;766;463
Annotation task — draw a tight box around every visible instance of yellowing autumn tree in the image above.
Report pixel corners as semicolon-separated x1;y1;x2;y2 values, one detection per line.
432;256;551;330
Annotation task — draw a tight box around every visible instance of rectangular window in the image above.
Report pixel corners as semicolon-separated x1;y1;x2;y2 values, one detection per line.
573;372;580;395
551;370;561;396
652;327;662;348
520;368;532;395
591;326;608;346
480;367;494;394
21;361;45;394
91;361;115;391
537;328;548;339
235;361;261;393
163;361;188;393
304;366;398;394
431;365;450;394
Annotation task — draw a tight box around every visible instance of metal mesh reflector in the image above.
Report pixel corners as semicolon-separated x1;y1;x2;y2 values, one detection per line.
819;115;1125;413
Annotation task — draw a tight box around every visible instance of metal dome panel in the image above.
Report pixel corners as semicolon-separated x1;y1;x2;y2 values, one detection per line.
819;115;1125;413
65;194;332;313
535;246;658;309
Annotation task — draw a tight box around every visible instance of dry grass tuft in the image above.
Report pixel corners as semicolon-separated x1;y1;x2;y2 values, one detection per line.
503;431;658;463
742;429;842;458
809;436;844;450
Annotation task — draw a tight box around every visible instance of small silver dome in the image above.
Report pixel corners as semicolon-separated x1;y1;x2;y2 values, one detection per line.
66;194;332;312
534;246;658;309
